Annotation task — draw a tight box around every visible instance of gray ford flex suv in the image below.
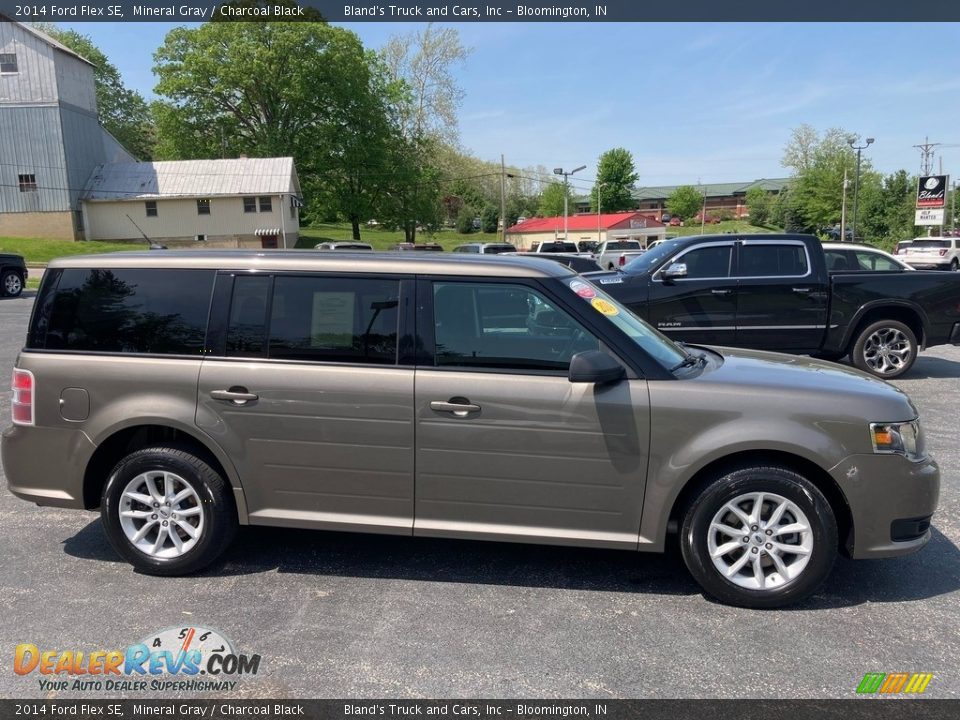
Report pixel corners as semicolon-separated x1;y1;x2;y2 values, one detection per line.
2;251;939;608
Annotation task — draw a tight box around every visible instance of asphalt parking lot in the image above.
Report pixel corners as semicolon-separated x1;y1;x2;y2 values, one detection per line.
0;290;958;700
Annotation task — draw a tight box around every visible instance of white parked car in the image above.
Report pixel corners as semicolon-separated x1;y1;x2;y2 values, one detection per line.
901;237;960;271
822;243;914;272
315;242;374;251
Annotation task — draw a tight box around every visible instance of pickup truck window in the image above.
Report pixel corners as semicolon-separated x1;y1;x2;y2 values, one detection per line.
737;244;808;277
678;245;733;279
605;241;641;251
624;238;684;273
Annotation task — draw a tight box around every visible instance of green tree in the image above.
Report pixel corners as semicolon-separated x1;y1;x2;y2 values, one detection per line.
480;205;499;234
538;182;573;218
35;25;154;159
745;186;771;225
593;147;638;212
456;206;476;234
858;170;917;248
667;185;703;220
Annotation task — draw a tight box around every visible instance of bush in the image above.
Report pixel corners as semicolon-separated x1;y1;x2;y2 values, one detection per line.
456;208;476;234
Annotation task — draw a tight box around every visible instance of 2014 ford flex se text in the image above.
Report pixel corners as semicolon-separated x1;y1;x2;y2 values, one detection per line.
2;252;940;607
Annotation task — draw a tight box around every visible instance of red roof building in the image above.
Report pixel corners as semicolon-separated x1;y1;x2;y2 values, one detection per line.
505;211;666;250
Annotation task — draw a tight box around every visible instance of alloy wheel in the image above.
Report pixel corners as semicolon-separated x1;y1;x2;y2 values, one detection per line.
862;326;912;376
118;471;205;559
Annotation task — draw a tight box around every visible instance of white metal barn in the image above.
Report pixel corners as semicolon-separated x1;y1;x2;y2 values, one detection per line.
81;157;302;248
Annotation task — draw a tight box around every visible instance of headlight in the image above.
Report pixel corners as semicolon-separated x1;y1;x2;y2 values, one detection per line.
870;420;925;461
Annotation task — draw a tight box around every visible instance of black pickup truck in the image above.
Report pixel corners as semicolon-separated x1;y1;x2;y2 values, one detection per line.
585;234;960;378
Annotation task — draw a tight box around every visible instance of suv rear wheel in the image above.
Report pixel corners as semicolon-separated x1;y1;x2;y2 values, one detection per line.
2;270;23;297
680;465;837;608
101;446;237;575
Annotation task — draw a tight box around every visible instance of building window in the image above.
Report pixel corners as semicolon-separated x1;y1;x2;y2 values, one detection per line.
0;53;17;74
258;196;273;213
197;198;210;215
243;197;257;213
17;174;37;192
145;201;158;217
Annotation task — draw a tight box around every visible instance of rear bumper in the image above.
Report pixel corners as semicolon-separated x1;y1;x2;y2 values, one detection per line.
2;424;95;509
906;262;951;270
830;453;940;559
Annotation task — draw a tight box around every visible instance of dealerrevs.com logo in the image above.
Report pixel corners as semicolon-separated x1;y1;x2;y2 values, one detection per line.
14;626;261;693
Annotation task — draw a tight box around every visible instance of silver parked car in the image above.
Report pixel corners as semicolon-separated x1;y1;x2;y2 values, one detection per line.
3;251;939;607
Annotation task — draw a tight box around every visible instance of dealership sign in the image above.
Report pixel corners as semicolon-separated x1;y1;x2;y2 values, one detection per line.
915;208;945;226
916;175;948;208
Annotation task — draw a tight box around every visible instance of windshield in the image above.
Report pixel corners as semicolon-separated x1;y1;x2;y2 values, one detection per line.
911;239;949;248
622;238;685;274
565;278;687;370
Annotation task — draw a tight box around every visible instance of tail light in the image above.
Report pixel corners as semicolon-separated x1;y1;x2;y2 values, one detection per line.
939;249;948;256
11;368;34;426
618;254;627;267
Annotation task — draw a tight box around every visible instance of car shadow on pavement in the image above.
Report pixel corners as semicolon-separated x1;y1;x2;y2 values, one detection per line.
63;520;960;605
896;355;960;379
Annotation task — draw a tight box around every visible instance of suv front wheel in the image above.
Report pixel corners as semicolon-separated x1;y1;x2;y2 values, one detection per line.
680;465;837;608
101;446;237;575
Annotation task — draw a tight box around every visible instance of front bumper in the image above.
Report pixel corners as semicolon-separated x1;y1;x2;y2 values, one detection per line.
830;453;940;559
2;424;95;509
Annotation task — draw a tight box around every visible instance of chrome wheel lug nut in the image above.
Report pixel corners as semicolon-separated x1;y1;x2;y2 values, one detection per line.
751;525;759;531
765;529;773;536
153;502;159;508
751;547;759;554
742;537;749;543
766;543;773;549
161;521;168;527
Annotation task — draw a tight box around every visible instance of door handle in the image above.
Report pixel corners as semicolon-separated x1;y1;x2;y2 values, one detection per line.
430;400;481;417
711;288;733;296
792;287;813;294
210;387;259;405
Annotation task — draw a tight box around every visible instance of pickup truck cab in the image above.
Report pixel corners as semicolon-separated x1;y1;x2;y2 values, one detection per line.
594;239;646;270
587;234;960;378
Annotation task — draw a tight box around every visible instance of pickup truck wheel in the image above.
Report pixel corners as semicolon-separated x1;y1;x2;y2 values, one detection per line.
851;319;917;379
951;258;959;271
101;446;237;576
680;466;837;608
2;270;23;297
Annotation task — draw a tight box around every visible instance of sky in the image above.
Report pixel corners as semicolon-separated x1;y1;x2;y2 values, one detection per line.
58;21;960;192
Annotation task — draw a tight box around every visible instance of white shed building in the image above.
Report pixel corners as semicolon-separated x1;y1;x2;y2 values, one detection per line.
80;157;302;248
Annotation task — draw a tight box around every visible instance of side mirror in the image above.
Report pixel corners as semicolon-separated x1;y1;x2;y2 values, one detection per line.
662;262;687;282
569;351;626;385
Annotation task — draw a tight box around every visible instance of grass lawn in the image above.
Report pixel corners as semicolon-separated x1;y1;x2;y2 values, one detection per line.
297;224;501;250
0;237;146;265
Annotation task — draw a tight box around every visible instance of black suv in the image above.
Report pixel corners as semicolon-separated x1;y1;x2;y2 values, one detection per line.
0;254;27;297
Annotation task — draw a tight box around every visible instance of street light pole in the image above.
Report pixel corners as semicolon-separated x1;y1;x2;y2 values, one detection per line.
596;181;606;245
847;136;874;242
554;165;586;243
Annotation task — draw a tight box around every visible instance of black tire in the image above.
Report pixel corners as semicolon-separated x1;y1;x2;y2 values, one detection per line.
850;319;917;379
101;446;237;575
2;270;23;297
680;465;837;608
951;258;959;272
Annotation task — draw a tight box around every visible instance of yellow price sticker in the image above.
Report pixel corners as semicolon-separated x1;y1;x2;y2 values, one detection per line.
591;298;619;316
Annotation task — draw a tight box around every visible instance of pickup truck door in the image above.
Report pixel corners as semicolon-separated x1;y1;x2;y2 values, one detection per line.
646;240;738;346
734;238;829;351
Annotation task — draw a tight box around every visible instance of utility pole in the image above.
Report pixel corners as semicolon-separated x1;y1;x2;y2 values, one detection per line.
699;178;707;235
847;136;874;242
596;181;606;245
913;136;939;176
500;154;507;243
554;165;586;242
839;167;849;242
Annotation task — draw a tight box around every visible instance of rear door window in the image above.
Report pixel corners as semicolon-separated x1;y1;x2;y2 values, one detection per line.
737;244;808;277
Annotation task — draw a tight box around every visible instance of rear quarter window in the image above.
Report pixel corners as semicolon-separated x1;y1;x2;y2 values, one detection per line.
29;268;214;355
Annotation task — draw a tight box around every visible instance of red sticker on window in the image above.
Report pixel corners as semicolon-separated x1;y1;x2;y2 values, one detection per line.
569;280;596;299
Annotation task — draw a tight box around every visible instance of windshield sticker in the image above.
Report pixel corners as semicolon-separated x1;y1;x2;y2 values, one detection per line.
591;298;619;316
569;280;596;299
597;277;623;285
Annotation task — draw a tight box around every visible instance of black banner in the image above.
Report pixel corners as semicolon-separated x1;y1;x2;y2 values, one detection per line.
1;700;959;720
4;0;960;22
